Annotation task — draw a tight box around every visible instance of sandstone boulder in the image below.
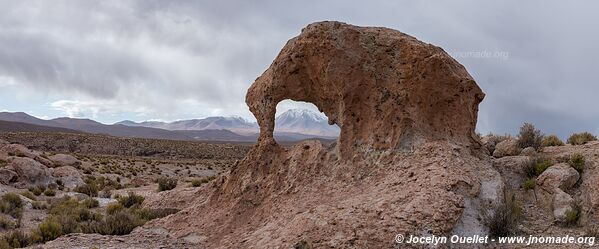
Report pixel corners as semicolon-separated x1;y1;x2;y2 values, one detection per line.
52;166;84;189
520;147;536;156
7;157;53;187
553;189;575;223
49;154;81;167
492;156;529;189
537;163;579;193
0;168;18;185
493;138;521;158
1;144;37;159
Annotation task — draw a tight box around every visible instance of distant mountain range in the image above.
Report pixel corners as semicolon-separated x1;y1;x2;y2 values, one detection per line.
0;109;339;142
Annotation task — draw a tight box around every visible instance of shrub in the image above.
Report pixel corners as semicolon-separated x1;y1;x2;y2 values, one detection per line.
564;204;581;227
0;159;7;168
568;154;585;173
74;183;99;197
567;132;598;145
522;178;536;191
542;135;564;147
2;230;32;248
0;193;24;219
32;201;48;210
118;192;144;208
523;156;554;178
106;203;124;215
82;210;143;236
44;188;56;196
0;216;15;229
517;123;543;150
156;177;177;192
82;198;99;209
191;179;202;187
34;219;62;242
21;191;36;201
486;191;522;237
30;187;42;196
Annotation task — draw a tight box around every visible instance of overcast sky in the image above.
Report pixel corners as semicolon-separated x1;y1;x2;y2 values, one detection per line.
0;0;598;138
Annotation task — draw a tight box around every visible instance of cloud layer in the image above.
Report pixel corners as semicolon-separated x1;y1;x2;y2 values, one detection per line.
0;0;598;138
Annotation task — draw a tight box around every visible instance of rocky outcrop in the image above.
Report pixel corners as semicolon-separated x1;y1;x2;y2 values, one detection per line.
537;163;579;193
493;138;521;158
49;154;81;167
51;166;84;189
552;189;575;223
7;157;53;188
111;21;503;249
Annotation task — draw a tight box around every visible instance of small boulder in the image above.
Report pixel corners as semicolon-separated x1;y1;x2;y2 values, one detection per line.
52;166;84;189
492;156;529;189
553;189;575;223
0;168;18;184
7;157;53;187
1;144;37;159
493;138;521;158
520;147;536;156
537;163;579;193
49;154;81;167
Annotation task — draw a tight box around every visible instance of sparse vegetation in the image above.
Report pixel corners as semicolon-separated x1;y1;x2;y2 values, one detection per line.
190;175;217;187
43;188;56;196
157;177;177;191
2;230;32;248
564;203;581;227
0;216;15;230
522;178;536;190
541;135;564;147
523;156;554;177
82;198;99;209
0;193;24;219
106;203;124;215
568;153;585;173
517;123;543;150
486;191;522;237
20;191;36;201
567;132;597;145
117;192;144;208
74;182;99;197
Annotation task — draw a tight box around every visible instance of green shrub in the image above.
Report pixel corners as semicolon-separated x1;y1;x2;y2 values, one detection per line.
517;123;543;150
156;177;177;192
44;188;56;196
34;219;62;242
523;156;554;177
82;198;99;209
567;132;598;145
74;183;99;197
30;187;42;196
2;230;32;248
485;191;522;237
0;216;15;229
568;154;585;173
564;204;581;227
522;178;536;191
21;191;36;201
82;210;143;235
0;193;24;219
118;192;144;208
542;135;564;147
106;203;124;215
191;179;202;187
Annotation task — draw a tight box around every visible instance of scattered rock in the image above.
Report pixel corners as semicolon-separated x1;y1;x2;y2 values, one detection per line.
520;147;537;156
552;189;575;223
493;138;521;158
537;163;579;193
1;144;38;159
7;157;53;188
49;154;81;167
0;168;18;185
52;166;84;189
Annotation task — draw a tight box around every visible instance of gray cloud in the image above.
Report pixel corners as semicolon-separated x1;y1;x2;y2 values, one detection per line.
0;0;598;137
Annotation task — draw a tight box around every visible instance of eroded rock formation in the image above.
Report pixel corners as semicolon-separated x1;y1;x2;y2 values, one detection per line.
247;21;485;159
134;21;501;248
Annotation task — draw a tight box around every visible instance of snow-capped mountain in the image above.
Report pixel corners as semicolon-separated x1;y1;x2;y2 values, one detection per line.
116;109;339;137
116;116;259;134
274;109;340;137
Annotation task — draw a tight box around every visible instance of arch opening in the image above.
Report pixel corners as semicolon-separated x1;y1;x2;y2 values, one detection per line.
273;99;340;144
